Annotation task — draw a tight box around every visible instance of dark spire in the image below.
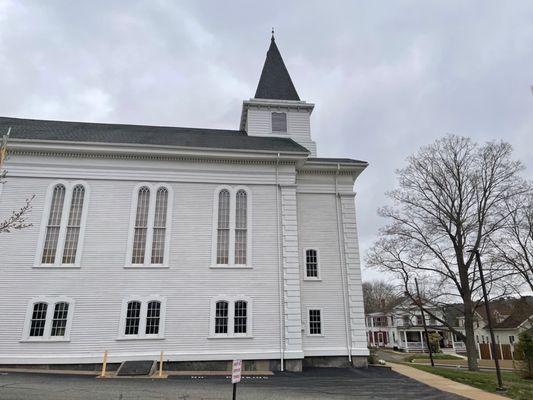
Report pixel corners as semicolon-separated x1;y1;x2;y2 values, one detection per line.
254;34;300;101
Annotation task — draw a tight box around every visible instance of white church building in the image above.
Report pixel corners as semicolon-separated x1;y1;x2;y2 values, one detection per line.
0;36;368;371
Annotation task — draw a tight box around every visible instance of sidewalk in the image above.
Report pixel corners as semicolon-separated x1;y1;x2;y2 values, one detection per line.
388;362;508;400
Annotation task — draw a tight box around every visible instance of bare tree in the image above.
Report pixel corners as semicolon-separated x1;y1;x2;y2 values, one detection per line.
362;280;402;314
367;135;526;371
1;139;34;233
491;188;533;293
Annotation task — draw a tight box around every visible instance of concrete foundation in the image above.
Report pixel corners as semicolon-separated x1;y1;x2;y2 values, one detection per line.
0;356;368;372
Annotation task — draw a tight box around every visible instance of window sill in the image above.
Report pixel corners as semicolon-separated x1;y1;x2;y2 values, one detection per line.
123;265;170;269
20;338;71;343
32;265;81;269
116;336;165;341
209;265;253;269
207;335;253;339
303;277;322;282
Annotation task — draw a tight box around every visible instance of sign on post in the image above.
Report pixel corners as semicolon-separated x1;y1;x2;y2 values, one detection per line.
231;359;242;383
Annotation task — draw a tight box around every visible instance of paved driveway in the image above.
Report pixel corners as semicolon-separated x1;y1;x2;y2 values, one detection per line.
0;367;466;400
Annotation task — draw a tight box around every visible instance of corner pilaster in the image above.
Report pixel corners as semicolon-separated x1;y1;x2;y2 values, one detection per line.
280;184;304;359
339;193;369;357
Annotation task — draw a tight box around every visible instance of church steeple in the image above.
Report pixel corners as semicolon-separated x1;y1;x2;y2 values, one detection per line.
254;34;300;101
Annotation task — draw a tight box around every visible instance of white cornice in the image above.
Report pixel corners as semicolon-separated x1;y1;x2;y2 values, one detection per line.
8;139;308;165
240;98;315;131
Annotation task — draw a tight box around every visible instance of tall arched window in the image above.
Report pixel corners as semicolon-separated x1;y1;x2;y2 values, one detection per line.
125;301;141;335
62;185;85;264
235;190;247;265
151;188;168;264
216;190;230;264
42;185;66;264
132;187;150;264
215;301;229;334
40;182;88;266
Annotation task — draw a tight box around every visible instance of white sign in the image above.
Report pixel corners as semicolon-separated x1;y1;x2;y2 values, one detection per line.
231;359;242;383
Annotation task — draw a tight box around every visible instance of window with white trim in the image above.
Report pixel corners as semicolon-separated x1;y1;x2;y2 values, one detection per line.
127;184;172;267
272;112;287;133
23;297;74;341
305;249;320;279
210;297;252;337
39;182;88;266
212;187;252;267
119;297;166;339
308;309;322;335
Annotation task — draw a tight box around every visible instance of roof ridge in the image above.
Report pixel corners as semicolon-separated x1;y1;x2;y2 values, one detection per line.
0;116;246;136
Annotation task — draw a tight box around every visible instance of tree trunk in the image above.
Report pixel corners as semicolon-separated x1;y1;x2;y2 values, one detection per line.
463;300;479;371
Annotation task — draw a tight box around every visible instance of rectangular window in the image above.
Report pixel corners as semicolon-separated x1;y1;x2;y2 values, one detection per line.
29;303;48;337
272;112;287;132
305;249;318;278
309;309;322;335
234;301;247;334
416;315;423;325
509;335;515;344
50;302;69;337
145;301;161;335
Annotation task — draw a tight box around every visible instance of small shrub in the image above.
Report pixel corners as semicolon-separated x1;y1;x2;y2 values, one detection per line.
515;331;533;379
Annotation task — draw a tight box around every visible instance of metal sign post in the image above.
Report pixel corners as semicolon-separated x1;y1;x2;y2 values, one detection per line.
231;359;242;400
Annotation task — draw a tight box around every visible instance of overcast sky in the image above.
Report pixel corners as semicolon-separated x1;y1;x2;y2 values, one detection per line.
1;1;533;281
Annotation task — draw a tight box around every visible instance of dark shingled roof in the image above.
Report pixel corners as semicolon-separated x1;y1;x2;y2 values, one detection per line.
254;37;300;101
0;116;309;154
492;297;533;330
307;157;368;165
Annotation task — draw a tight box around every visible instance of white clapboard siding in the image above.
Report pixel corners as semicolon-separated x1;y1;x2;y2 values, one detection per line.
246;108;317;156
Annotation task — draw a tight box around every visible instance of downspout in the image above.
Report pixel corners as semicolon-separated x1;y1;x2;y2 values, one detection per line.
276;152;285;371
335;163;352;363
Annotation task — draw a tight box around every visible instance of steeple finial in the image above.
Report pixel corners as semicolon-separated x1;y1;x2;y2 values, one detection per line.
271;28;275;41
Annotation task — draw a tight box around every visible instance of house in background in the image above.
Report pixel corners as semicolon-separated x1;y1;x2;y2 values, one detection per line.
366;300;461;353
0;35;369;371
366;296;533;360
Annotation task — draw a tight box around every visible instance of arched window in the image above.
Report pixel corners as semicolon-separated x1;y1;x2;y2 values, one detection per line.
51;302;70;337
29;302;48;337
39;182;88;266
151;188;168;264
216;190;230;264
132;187;150;264
305;249;319;278
234;300;247;334
24;298;74;341
235;190;247;265
42;185;66;264
62;185;85;264
215;301;229;334
145;301;161;335
125;301;141;335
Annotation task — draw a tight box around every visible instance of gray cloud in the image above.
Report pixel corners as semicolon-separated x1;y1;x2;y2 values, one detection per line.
1;0;533;281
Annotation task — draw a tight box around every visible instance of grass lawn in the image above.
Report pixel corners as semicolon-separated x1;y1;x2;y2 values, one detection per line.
411;364;533;400
403;353;464;362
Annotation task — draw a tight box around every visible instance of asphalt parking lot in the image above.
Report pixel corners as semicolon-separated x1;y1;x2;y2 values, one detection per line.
0;367;466;400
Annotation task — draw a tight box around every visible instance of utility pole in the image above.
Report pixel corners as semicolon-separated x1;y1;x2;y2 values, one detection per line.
415;278;434;367
470;249;505;392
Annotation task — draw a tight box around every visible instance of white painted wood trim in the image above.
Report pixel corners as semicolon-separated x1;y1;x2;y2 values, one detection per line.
117;295;166;340
21;296;75;342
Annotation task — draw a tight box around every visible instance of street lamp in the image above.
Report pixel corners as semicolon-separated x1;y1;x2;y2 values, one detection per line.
468;249;505;392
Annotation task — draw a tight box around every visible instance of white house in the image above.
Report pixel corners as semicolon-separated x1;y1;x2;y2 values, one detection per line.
0;35;369;371
366;300;465;354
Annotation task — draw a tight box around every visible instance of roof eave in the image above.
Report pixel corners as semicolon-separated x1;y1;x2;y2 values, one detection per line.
7;138;310;163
